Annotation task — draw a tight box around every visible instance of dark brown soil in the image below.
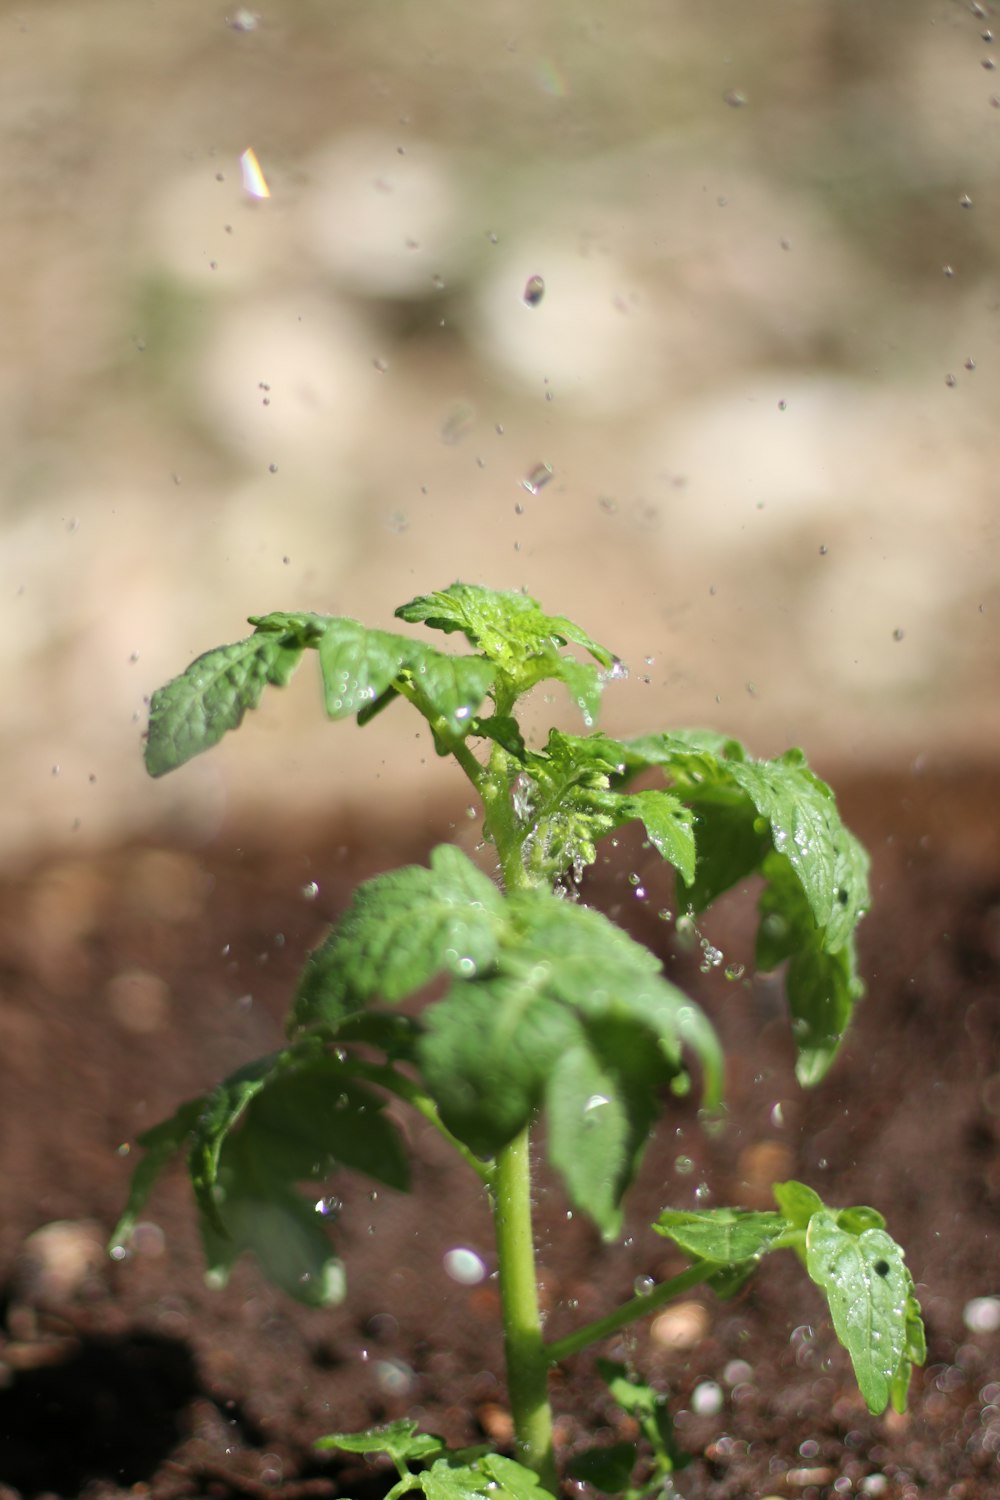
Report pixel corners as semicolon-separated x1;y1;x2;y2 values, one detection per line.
1;766;998;1500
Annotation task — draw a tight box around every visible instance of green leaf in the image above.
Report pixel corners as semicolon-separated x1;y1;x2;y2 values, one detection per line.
758;853;864;1086
725;753;869;948
805;1209;915;1415
681;797;771;914
199;1130;347;1307
315;621;415;718
418;977;582;1157
110;1098;205;1250
472;714;526;757
403;647;497;748
418;891;721;1230
317;1432;557;1500
614;734;869;944
396;583;614;669
316;1419;446;1464
503;892;724;1108
290;846;504;1033
145;628;307;776
175;1043;410;1304
515;734;696;886
654;1207;788;1264
771;1179;824;1231
396;583;614;725
545;1046;635;1241
592;1360;689;1477
616;789;696;885
476;1454;558;1500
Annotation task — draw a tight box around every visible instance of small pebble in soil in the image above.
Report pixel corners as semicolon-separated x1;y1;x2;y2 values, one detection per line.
650;1300;709;1349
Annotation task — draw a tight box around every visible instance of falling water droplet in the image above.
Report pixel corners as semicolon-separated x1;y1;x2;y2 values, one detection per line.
521;463;553;495
523;274;545;306
443;1247;487;1285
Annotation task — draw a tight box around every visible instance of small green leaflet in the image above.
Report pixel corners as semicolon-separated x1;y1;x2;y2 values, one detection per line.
757;852;865;1086
317;1421;557;1500
145;627;308;777
396;583;615;724
112;1041;409;1307
654;1207;789;1264
395;582;615;671
652;1183;925;1415
515;732;695;886
806;1210;923;1415
144;609;498;777
316;1418;448;1467
612;734;870;1086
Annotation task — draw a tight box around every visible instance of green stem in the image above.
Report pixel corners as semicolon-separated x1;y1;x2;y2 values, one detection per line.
351;1063;494;1186
491;1126;557;1492
544;1260;720;1365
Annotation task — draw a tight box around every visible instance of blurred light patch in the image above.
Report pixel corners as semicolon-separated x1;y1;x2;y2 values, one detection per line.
240;146;271;199
535;58;568;98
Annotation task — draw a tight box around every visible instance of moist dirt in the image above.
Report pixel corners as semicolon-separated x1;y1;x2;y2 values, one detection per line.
1;767;998;1500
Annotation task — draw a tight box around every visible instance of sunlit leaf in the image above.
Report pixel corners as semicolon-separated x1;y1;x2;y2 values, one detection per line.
654;1207;788;1264
290;846;504;1032
805;1210;915;1415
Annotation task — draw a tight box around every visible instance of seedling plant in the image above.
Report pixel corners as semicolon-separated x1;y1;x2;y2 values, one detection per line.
114;583;925;1500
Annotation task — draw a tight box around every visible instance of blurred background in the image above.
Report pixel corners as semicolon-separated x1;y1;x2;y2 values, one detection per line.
3;0;998;862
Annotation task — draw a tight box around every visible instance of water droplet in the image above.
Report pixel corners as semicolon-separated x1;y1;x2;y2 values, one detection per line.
376;1358;415;1395
521;462;553;495
109;1243;129;1262
892;627;905;641
633;1274;655;1298
722;88;747;108
770;1102;785;1128
657;908;673;923
523;274;545;306
691;1380;724;1415
964;1296;1000;1332
945;373;957;388
674;1154;695;1176
314;1196;342;1219
694;1181;711;1201
584;1093;610;1113
725;963;745;982
960;193;974;209
443;1247;487;1285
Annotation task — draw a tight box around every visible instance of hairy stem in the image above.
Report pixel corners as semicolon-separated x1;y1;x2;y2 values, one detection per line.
491;1127;557;1492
